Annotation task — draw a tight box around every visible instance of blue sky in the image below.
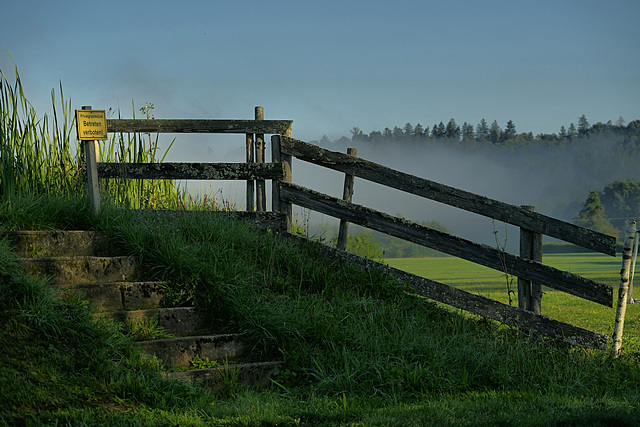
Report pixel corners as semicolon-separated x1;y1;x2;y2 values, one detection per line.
2;0;639;142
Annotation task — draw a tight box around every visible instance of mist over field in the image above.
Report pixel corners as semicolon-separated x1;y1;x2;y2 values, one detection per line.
289;133;640;251
158;125;640;253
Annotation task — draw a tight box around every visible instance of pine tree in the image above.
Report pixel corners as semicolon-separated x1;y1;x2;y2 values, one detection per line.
475;119;489;142
414;123;425;139
393;126;404;140
578;115;590;138
461;122;475;143
489;120;501;144
403;123;414;138
444;118;460;141
503;120;517;142
432;122;445;139
559;125;567;140
575;190;617;237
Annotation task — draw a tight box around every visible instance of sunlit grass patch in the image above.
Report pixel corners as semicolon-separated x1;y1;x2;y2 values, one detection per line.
386;253;638;346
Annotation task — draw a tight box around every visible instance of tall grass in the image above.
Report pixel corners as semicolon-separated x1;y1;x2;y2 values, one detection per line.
0;68;79;196
100;101;184;209
94;206;640;397
94;203;640;424
0;64;182;208
2;193;640;424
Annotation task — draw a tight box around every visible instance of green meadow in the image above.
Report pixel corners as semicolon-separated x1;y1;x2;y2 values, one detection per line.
386;253;640;351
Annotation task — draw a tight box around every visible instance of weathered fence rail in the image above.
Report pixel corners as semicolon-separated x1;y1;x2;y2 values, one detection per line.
97;162;284;181
106;119;292;135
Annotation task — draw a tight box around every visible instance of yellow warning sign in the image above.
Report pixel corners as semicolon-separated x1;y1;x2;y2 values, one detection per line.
76;110;107;140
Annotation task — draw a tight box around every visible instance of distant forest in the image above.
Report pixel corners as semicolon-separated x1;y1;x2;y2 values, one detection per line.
311;116;640;210
317;115;640;147
314;114;640;205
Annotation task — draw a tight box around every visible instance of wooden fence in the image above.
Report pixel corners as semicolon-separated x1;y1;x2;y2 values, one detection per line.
83;106;291;222
83;112;620;349
270;135;619;349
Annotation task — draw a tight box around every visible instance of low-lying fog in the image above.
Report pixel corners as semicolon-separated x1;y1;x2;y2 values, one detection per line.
159;132;638;254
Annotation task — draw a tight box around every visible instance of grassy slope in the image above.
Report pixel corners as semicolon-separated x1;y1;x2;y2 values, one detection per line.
386;255;640;354
1;195;640;426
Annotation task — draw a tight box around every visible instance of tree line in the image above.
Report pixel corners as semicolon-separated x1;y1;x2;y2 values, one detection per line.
313;115;640;245
321;115;640;146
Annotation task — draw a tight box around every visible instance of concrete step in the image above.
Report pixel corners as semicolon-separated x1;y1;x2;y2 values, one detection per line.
136;334;245;369
167;361;281;390
1;230;108;257
60;281;166;311
5;228;281;390
99;306;208;335
18;256;140;286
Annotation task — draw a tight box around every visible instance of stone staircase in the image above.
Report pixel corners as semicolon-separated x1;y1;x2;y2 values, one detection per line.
3;230;279;389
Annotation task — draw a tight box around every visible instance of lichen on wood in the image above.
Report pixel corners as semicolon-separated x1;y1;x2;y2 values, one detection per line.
97;162;284;181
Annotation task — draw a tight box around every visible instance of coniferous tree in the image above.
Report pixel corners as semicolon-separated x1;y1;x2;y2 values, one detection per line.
461;122;475;143
575;190;617;237
403;123;414;138
503;120;517;142
476;119;489;143
432;122;445;139
559;125;567;140
393;126;404;140
578;115;590;138
489;120;501;144
444;118;460;141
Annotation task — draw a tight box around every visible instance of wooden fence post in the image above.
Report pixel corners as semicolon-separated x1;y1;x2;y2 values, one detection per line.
255;106;266;212
245;132;255;212
612;219;636;356
271;135;292;233
518;205;543;314
336;148;357;251
81;106;101;215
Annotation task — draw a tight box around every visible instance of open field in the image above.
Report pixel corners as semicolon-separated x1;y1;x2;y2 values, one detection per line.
387;253;640;351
